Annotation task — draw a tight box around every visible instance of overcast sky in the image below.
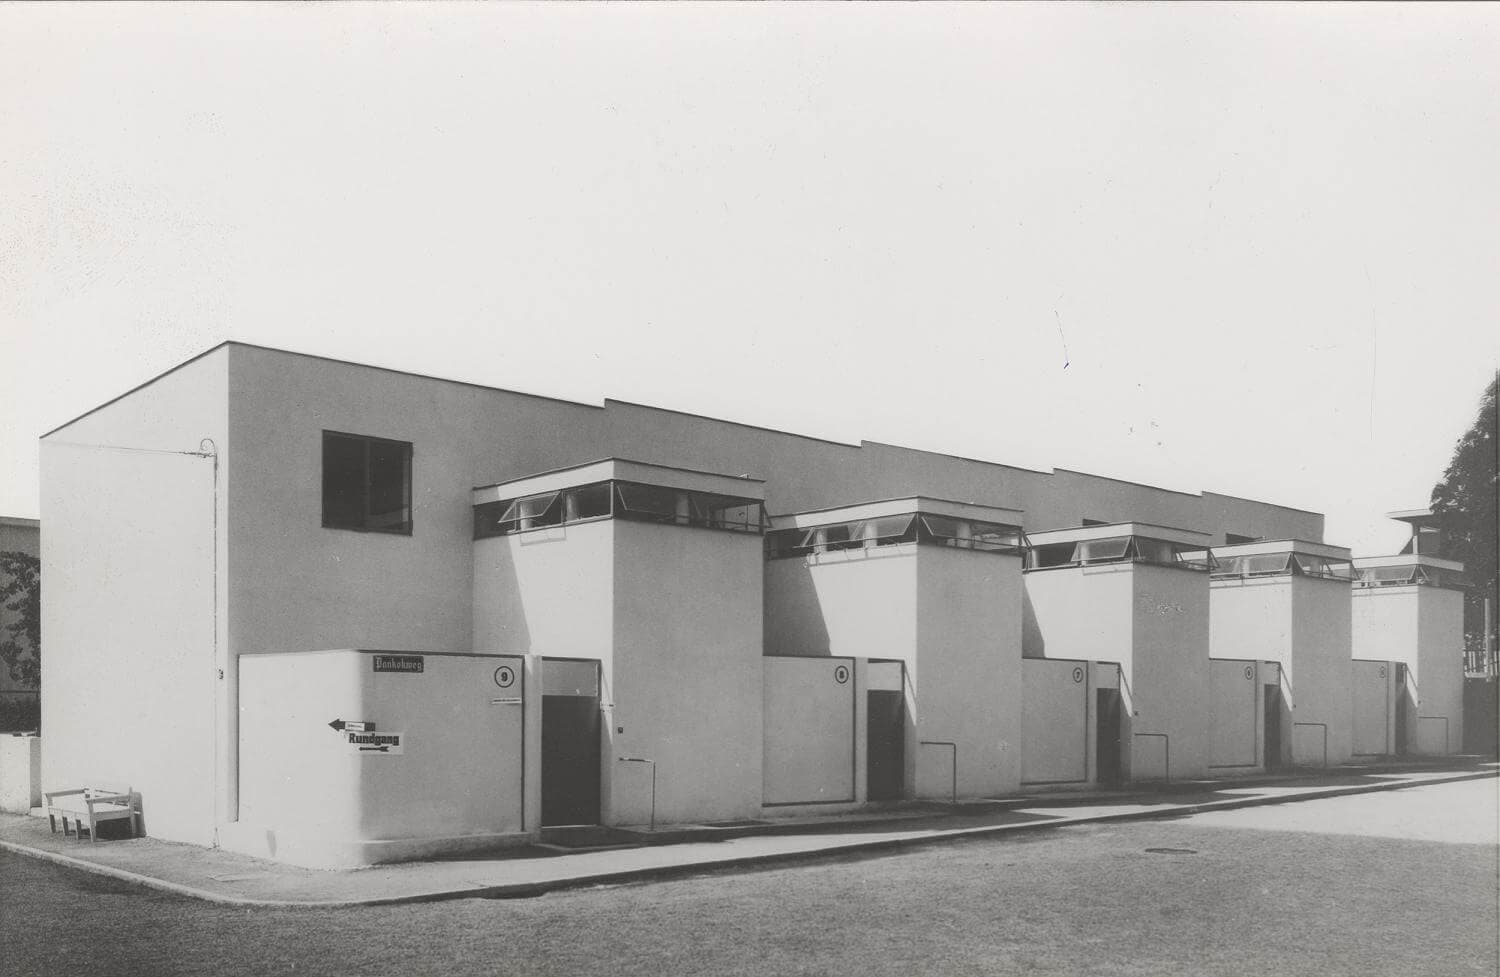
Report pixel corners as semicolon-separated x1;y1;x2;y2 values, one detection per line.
2;3;1496;555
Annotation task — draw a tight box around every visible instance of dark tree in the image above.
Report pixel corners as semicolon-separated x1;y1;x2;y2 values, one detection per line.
0;551;39;688
1429;374;1499;664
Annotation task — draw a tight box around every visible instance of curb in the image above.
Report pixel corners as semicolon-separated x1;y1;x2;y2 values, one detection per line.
2;769;1494;910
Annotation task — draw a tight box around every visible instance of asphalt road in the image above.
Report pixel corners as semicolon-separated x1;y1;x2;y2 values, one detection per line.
2;778;1496;977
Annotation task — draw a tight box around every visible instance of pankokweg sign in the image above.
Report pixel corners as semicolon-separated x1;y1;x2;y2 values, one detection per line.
372;654;424;674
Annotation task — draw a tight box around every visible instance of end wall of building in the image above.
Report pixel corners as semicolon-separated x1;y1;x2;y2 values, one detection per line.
39;347;228;845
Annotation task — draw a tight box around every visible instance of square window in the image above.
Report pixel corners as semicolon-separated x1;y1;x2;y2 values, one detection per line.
322;431;412;535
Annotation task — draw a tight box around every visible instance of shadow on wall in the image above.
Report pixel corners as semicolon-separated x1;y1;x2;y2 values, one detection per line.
1021;586;1045;659
765;560;832;657
480;536;534;655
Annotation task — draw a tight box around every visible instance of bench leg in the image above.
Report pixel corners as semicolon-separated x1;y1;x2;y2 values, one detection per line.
88;819;97;844
48;813;56;834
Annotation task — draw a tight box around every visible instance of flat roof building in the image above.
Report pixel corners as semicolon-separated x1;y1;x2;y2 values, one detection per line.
1351;553;1468;756
38;341;1361;863
1208;539;1356;769
1022;523;1216;783
765;497;1026;800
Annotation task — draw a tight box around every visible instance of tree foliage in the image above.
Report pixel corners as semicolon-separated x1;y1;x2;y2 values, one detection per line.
1429;374;1499;657
0;551;40;688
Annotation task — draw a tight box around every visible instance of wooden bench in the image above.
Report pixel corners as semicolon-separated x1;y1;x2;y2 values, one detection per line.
43;785;139;843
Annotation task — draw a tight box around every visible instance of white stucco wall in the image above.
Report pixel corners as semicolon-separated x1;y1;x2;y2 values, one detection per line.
475;518;762;826
1020;658;1090;784
915;547;1023;797
762;656;857;805
1208;659;1261;769
1130;565;1211;779
233;650;527;868
0;734;42;812
1350;659;1397;757
40;348;228;845
474;524;614;660
238;651;364;843
1026;564;1212;781
474;522;612;825
1415;589;1465;754
1352;589;1420;664
1351;586;1464;753
764;546;918;660
1212;576;1351;767
1209;579;1294;666
765;544;1022;799
1022;565;1136;663
1023;566;1135;781
611;520;764;824
1289;577;1353;765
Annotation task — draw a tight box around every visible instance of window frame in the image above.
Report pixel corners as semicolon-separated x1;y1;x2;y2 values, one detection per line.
321;430;414;536
474;479;766;540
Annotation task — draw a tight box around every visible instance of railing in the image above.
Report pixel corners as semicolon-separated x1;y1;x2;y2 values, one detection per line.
1293;722;1328;768
1133;732;1170;783
1464;649;1500;677
617;757;657;831
919;741;958;804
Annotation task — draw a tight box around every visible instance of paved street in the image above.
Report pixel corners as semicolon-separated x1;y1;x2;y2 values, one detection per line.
2;778;1496;977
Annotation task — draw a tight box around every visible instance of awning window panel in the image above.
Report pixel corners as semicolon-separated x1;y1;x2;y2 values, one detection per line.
615;482;682;522
1076;537;1131;563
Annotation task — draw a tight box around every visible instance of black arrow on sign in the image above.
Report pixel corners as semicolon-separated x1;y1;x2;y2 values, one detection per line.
328;719;346;732
358;745;389;753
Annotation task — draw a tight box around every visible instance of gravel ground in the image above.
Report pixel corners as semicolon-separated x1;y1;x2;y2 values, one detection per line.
2;778;1495;977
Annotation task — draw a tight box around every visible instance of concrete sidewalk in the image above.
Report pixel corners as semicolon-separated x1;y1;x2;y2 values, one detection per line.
2;763;1493;908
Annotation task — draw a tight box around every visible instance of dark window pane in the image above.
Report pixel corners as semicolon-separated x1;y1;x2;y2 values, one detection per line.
323;434;366;530
1029;542;1077;568
616;483;682;522
367;439;411;531
821;523;857;551
474;500;506;539
323;431;412;535
766;528;803;558
1132;538;1176;564
519;492;562;528
566;482;613;521
1077;537;1130;563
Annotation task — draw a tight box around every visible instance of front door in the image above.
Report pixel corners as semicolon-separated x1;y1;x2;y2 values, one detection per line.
1395;664;1411;756
1096;689;1123;787
541;658;602;827
1263;684;1283;771
867;690;905;802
